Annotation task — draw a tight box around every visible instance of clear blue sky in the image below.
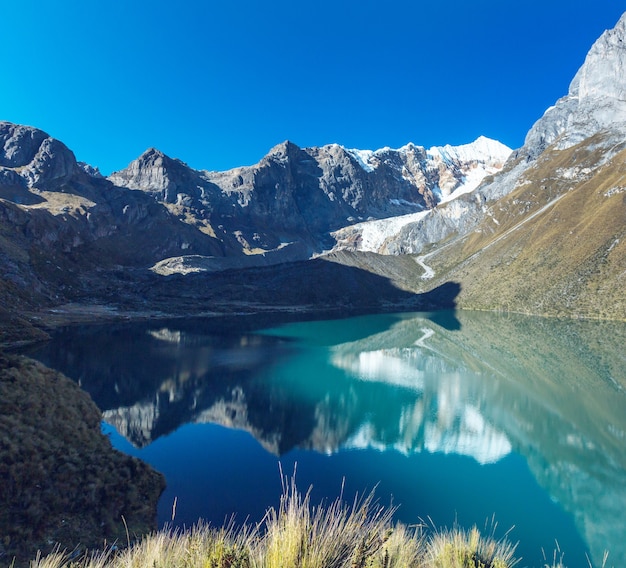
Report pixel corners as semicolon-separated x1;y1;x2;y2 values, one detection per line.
1;1;624;174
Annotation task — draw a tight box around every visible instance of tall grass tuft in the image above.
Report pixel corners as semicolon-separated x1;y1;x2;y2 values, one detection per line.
26;479;549;568
257;474;396;568
425;525;518;568
113;521;253;568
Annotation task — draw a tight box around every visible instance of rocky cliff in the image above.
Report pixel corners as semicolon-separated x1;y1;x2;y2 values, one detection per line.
523;12;626;158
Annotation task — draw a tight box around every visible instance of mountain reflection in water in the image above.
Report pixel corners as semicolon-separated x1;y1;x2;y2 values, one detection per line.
26;311;626;568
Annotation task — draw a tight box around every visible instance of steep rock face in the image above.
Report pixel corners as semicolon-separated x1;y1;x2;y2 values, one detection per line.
108;148;221;205
523;12;626;158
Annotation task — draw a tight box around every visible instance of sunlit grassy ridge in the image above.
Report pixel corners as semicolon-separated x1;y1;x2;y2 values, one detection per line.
428;137;626;320
27;478;578;568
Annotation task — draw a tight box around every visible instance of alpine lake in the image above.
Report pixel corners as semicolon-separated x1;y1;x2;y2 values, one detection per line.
24;310;626;568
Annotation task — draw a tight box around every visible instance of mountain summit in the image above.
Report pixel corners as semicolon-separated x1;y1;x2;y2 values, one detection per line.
106;136;509;260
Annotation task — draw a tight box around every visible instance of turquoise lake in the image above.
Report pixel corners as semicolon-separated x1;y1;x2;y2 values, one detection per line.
26;310;626;568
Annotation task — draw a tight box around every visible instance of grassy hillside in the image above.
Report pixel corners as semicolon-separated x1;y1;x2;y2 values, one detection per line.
0;353;165;565
427;136;626;320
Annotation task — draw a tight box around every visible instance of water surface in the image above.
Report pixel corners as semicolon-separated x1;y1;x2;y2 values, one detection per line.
27;311;626;568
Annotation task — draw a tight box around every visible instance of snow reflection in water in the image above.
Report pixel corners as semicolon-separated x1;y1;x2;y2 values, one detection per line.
26;311;626;568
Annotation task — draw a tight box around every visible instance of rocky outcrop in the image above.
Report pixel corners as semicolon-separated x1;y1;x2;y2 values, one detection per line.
108;148;219;204
0;122;79;190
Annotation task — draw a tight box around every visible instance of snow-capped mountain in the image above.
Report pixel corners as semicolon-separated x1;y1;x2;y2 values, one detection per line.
106;136;510;264
331;137;511;254
345;136;510;194
332;12;626;259
343;136;511;203
326;12;626;320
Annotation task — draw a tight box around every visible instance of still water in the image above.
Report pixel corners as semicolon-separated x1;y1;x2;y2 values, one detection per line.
26;311;626;568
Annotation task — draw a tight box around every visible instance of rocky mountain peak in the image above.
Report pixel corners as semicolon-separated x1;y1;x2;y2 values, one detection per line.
427;137;512;173
344;136;510;176
522;12;626;158
108;147;196;202
570;11;626;102
264;140;304;163
139;147;167;161
1;122;48;168
131;147;188;172
0;121;79;189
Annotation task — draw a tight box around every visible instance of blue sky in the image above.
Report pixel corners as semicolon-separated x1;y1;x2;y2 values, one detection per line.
1;1;624;174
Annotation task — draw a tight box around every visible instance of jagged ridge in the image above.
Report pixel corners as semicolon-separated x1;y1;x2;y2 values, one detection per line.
107;136;510;260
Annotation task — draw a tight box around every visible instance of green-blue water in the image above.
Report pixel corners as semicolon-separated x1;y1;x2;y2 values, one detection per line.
26;310;626;568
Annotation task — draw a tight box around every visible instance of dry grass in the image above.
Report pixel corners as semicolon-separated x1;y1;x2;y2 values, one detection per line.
426;526;517;568
110;522;253;568
423;136;626;321
25;476;550;568
20;191;96;215
259;476;396;568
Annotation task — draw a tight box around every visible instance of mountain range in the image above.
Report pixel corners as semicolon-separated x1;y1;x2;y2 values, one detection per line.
2;12;626;343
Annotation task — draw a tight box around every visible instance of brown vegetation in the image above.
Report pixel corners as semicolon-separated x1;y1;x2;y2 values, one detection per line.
425;137;626;320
